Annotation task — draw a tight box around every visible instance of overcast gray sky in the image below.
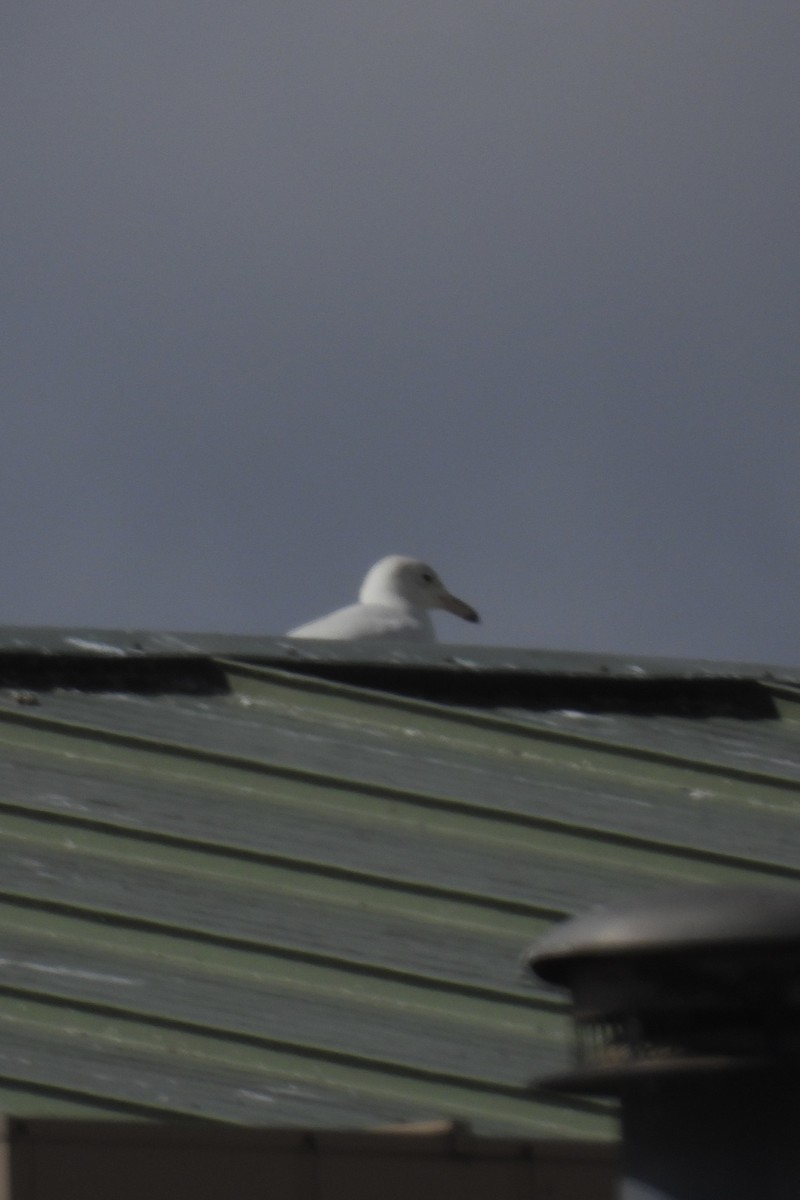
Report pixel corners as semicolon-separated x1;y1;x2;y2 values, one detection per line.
3;2;799;662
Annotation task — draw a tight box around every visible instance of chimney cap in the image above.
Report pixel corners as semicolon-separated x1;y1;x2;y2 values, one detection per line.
531;884;800;985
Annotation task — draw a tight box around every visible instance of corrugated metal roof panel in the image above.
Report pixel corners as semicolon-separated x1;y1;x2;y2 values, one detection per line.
0;631;798;1137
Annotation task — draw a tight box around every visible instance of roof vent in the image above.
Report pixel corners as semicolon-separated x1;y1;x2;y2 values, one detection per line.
529;885;800;1199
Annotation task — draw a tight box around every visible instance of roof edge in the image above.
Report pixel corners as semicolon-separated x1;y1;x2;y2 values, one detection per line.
0;627;797;684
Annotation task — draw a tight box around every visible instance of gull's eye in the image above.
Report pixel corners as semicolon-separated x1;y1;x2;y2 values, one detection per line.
421;572;434;583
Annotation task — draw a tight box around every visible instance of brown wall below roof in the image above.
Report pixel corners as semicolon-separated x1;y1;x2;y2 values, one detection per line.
3;1121;617;1200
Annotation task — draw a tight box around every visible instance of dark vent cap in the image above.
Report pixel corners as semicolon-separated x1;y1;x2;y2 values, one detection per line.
529;885;800;1090
532;885;800;986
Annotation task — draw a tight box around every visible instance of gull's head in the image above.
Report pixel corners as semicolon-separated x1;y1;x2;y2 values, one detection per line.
358;556;479;623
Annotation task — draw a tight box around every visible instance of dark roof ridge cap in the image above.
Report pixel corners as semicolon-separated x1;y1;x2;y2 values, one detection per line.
0;626;797;683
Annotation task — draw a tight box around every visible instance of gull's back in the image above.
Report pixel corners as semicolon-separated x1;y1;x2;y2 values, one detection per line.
286;602;435;642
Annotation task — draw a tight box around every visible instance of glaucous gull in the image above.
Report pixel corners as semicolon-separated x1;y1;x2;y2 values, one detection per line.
287;555;479;642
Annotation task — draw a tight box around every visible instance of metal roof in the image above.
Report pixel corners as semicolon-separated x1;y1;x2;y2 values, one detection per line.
0;630;799;1137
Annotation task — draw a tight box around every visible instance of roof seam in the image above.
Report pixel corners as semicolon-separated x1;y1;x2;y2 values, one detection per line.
0;796;567;920
5;679;800;800
3;775;800;897
0;891;547;1008
0;982;558;1097
0;1072;200;1122
220;661;800;783
3;665;790;798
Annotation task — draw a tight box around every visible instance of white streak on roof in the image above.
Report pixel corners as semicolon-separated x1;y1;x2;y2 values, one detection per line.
237;1089;277;1103
18;960;139;986
43;794;91;813
65;637;128;656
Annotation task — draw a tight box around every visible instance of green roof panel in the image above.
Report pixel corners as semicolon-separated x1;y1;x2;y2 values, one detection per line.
0;631;798;1137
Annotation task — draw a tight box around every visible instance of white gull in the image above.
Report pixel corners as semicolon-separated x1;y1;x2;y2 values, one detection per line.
286;555;479;643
